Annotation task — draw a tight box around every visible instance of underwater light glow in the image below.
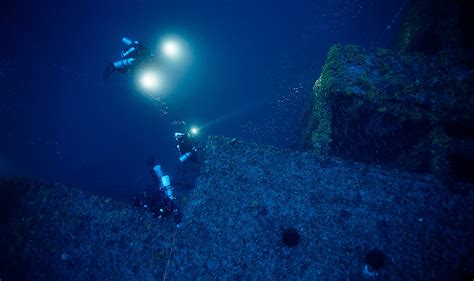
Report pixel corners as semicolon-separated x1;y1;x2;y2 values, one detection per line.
161;38;182;60
190;127;199;135
139;70;163;92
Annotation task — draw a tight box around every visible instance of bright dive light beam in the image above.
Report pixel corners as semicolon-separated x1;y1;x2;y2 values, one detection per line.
139;70;162;92
161;38;182;60
200;103;258;131
190;127;199;135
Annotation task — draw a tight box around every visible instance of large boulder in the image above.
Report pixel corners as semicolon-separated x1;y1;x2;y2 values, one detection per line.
301;44;474;181
3;136;473;280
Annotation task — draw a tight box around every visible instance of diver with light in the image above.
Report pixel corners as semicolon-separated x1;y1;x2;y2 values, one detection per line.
103;37;154;80
133;126;201;226
175;126;201;163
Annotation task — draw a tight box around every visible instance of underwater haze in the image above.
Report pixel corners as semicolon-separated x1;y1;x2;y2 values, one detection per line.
1;0;403;200
2;0;474;280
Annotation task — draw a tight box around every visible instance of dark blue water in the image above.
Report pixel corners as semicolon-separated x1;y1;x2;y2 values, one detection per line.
1;0;404;200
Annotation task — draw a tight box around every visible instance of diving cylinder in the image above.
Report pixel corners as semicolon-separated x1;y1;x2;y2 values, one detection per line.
122;37;133;46
153;165;164;178
179;152;193;163
113;58;136;69
160;175;175;200
121;47;137;58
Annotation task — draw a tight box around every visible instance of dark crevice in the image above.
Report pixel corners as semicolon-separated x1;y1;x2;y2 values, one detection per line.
366;249;387;270
442;121;474;140
456;0;474;50
448;153;474;183
281;227;301;247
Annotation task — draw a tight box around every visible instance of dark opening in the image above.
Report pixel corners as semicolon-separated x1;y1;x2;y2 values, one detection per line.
442;121;474;140
415;25;441;55
281;227;300;247
449;153;474;183
458;270;474;281
0;179;31;281
457;0;474;50
0;179;29;224
366;249;387;270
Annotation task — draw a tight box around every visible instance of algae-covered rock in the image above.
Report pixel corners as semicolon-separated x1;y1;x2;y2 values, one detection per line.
301;44;474;180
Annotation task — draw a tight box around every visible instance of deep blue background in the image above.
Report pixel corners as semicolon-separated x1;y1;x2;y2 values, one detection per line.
1;0;404;200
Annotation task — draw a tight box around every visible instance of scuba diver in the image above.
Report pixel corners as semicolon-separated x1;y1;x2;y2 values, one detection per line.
103;37;154;80
134;157;182;226
133;126;202;226
175;131;200;163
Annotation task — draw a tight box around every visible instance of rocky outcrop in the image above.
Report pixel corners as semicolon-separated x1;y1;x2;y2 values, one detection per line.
301;44;474;181
1;178;177;280
301;0;474;181
2;136;473;280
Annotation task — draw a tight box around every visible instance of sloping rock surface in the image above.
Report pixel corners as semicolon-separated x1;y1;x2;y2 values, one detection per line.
1;179;177;281
2;136;474;280
171;136;473;280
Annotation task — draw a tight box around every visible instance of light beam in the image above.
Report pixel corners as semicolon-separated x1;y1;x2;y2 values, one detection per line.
161;38;183;60
138;70;163;92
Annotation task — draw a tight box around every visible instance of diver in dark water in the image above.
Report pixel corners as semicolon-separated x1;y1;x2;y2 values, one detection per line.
103;37;154;80
135;158;182;226
175;131;200;163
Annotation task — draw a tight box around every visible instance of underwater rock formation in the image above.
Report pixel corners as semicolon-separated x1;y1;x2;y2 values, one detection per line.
396;0;474;54
0;179;178;280
2;136;473;280
301;44;474;181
